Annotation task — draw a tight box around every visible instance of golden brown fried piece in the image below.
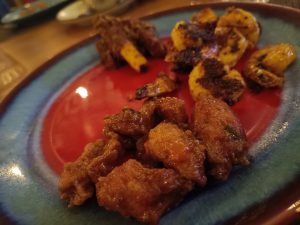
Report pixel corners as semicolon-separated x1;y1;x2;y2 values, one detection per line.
96;159;193;225
144;122;207;186
140;97;189;129
87;135;125;183
58;140;105;207
104;107;150;137
133;73;177;100
192;94;248;181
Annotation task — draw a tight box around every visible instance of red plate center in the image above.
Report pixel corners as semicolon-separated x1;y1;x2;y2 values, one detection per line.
42;55;281;175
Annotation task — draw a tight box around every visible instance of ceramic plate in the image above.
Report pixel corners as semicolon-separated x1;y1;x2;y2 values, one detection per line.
0;2;300;225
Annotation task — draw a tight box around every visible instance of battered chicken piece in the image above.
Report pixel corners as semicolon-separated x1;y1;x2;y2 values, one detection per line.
140;97;189;129
144;122;206;186
192;94;249;181
133;72;177;100
59;140;105;207
96;159;193;225
88;135;125;183
104;107;150;137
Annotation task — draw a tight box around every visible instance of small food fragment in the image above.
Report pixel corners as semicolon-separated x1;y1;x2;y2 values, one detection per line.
88;135;125;183
192;94;248;181
191;7;218;26
216;7;260;48
189;57;246;104
104;107;150;137
144;122;207;186
96;159;193;225
133;72;177;100
243;43;297;88
59;140;105;207
216;28;248;68
94;16;165;72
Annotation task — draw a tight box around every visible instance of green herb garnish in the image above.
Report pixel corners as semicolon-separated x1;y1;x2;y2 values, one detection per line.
224;125;240;140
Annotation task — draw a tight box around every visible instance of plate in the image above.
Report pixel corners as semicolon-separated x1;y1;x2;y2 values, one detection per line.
0;2;300;225
1;0;71;26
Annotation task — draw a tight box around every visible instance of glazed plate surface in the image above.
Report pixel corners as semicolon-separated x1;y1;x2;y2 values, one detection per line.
0;2;300;225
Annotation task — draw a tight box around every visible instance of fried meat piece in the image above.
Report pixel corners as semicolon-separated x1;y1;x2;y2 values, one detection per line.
58;140;105;207
87;135;125;183
133;72;177;100
104;107;150;137
144;122;207;186
94;16;165;70
192;94;248;181
96;159;193;225
140;97;189;129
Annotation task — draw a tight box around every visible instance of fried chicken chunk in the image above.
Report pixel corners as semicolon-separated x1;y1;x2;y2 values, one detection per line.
87;135;125;183
140;97;189;129
96;159;193;225
192;94;248;181
104;107;150;137
59;140;105;207
133;72;177;100
144;122;207;186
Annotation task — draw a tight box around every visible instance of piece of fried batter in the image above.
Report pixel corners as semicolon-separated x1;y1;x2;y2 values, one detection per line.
133;72;177;100
96;159;193;225
104;107;150;137
140;97;189;129
144;122;207;186
192;94;248;181
58;140;105;207
87;135;125;183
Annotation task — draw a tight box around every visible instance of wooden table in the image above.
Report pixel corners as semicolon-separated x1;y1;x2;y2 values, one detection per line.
0;0;299;224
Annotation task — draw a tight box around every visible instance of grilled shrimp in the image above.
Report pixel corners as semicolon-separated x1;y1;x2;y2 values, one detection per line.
243;43;297;88
216;27;248;68
191;7;218;25
189;57;246;104
216;7;260;48
171;21;203;51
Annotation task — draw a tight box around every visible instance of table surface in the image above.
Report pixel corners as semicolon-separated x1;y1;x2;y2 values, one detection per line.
0;0;299;225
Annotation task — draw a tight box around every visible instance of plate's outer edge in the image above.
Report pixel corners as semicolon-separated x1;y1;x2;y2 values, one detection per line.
0;2;300;225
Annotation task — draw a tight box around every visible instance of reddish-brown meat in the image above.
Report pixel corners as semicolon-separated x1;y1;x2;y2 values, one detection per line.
87;135;125;183
192;94;248;181
144;122;207;186
140;97;189;129
58;140;105;207
96;159;193;225
104;107;150;137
